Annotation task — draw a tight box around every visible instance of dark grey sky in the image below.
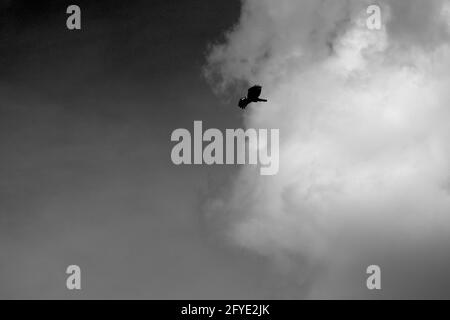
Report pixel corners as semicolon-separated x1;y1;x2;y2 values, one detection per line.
0;0;291;299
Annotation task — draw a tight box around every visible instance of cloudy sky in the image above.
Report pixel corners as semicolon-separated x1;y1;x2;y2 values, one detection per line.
2;0;450;299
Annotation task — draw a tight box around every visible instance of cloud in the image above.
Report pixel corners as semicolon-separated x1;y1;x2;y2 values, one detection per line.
205;0;450;298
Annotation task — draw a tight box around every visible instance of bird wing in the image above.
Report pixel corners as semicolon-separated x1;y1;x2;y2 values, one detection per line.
247;85;262;100
238;98;249;109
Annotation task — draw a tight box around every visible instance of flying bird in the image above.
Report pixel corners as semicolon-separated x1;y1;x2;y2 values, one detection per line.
238;85;268;109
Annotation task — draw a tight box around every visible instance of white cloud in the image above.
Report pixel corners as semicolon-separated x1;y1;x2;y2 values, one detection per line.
205;0;450;298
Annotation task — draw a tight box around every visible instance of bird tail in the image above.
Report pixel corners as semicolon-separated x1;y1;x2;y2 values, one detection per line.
257;99;268;102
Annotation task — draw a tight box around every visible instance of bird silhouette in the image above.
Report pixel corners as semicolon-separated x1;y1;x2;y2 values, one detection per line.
238;85;268;109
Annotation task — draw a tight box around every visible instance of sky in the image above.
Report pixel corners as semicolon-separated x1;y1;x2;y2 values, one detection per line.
1;0;450;299
0;0;276;299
